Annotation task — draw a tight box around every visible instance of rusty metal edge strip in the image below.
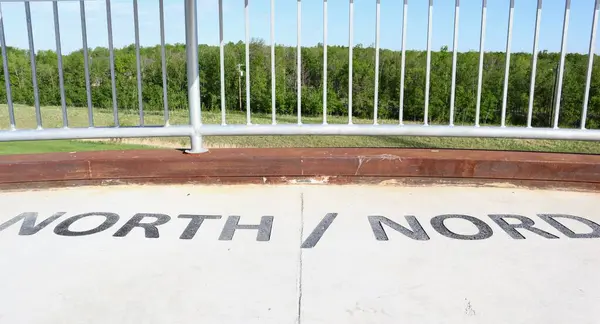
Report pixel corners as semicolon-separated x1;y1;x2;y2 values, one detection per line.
0;148;598;190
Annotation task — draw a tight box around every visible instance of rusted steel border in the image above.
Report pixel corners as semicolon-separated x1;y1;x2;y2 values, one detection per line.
0;148;598;189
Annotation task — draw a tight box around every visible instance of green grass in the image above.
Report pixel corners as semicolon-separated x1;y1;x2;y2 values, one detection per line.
1;104;600;154
0;104;385;128
0;139;151;155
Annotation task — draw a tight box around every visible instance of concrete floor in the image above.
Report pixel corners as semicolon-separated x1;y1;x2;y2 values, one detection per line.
0;184;598;324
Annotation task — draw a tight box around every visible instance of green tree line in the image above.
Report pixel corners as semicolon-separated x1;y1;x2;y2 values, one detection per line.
1;40;600;128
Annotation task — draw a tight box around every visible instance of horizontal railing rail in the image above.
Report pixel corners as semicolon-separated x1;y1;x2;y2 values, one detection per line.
0;0;600;153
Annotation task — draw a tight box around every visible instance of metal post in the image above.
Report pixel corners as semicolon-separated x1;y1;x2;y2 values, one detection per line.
185;0;206;153
159;0;170;126
106;0;119;127
348;0;354;124
373;0;380;125
237;63;243;112
582;0;600;129
245;0;251;125
323;0;328;124
501;0;515;127
80;0;93;127
475;0;487;127
449;0;459;126
219;0;226;125
271;0;276;125
527;0;542;128
551;63;560;126
553;0;571;129
424;0;433;126
399;0;408;125
297;0;302;125
53;1;68;128
25;2;42;129
133;0;144;126
0;3;15;130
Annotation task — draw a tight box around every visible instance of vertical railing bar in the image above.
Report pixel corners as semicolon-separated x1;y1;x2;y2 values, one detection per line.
501;0;514;128
219;0;226;125
449;0;459;126
527;0;542;128
297;0;302;125
80;0;93;127
475;0;486;127
348;0;354;125
53;1;68;128
270;0;275;125
185;0;204;153
323;0;328;125
553;0;570;129
25;2;42;129
0;3;15;130
582;0;599;130
424;0;432;126
245;0;251;125
373;0;380;125
133;0;143;126
399;0;407;125
106;0;119;126
159;0;169;126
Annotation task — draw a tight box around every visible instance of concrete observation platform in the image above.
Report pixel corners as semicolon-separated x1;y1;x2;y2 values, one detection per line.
0;148;599;324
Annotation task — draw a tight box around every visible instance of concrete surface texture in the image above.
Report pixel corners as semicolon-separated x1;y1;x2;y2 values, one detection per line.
0;184;599;324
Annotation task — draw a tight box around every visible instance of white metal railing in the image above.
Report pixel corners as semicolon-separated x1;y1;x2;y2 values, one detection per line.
0;0;203;151
0;0;599;153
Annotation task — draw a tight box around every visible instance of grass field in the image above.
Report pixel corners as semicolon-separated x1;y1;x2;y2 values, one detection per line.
0;140;151;155
1;104;600;154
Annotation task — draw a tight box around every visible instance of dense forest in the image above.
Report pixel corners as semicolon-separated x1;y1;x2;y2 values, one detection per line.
1;40;600;128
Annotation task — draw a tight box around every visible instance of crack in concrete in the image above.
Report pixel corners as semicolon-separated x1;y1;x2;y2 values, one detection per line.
296;191;304;324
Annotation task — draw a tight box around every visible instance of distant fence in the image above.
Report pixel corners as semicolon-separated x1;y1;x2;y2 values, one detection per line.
1;0;600;153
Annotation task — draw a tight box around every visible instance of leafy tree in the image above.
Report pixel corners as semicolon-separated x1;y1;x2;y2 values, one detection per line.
0;41;598;129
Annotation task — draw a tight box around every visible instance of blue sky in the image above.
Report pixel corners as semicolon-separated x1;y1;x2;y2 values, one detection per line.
0;0;599;54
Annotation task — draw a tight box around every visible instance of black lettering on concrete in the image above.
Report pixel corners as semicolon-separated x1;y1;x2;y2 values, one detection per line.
488;214;559;239
54;212;120;236
0;212;65;235
113;213;171;238
219;216;273;241
430;214;493;240
301;213;338;248
538;214;600;239
368;216;429;241
178;214;222;239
